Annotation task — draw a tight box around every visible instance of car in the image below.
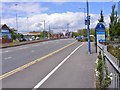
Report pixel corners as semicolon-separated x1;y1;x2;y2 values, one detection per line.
19;38;27;42
36;37;40;40
76;36;82;41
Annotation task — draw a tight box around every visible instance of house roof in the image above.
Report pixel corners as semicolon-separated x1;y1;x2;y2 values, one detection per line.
0;24;16;33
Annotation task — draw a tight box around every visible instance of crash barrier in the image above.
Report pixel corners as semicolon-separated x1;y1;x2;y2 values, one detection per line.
97;43;120;89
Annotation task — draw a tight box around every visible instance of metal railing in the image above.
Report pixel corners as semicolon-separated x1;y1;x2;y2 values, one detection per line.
97;43;120;89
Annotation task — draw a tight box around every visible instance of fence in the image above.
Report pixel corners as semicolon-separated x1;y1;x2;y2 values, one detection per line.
97;43;120;89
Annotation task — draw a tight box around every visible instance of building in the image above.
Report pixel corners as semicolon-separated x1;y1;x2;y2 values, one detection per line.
0;24;13;43
23;31;41;38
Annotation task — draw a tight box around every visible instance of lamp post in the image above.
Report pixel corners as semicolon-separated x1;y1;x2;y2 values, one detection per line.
15;4;18;32
79;8;86;30
86;0;91;54
67;23;69;37
43;20;46;39
27;17;29;31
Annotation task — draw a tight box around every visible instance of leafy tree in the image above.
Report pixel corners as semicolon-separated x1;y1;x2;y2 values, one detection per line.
109;5;120;37
72;32;78;37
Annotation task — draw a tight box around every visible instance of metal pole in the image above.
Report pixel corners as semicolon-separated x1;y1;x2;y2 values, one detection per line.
15;4;18;32
67;23;69;37
49;24;50;38
43;20;45;39
86;0;91;54
27;17;29;31
83;8;86;30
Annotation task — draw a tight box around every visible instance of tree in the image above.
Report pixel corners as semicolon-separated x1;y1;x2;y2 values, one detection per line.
99;10;104;22
109;5;119;37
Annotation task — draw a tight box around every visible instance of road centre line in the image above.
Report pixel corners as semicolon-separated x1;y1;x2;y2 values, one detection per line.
0;41;77;80
33;43;84;89
4;57;12;60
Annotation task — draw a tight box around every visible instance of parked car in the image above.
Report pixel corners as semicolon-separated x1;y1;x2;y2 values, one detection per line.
19;38;27;42
76;36;82;41
36;37;40;40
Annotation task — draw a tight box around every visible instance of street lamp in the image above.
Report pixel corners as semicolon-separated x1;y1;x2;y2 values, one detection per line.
27;17;29;31
39;20;46;39
79;8;86;30
67;23;69;37
15;3;18;32
86;0;91;54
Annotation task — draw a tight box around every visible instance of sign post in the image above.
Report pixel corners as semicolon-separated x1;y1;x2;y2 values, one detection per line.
95;22;106;53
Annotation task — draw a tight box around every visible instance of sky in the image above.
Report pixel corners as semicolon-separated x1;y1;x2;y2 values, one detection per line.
1;0;119;33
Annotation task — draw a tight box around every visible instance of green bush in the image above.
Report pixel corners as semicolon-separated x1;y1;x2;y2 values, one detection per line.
107;44;120;66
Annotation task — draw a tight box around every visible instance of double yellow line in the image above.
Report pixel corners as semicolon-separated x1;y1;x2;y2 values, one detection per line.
0;41;77;80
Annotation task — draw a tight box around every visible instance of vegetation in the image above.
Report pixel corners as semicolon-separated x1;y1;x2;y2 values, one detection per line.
109;5;120;38
96;51;111;89
107;44;120;66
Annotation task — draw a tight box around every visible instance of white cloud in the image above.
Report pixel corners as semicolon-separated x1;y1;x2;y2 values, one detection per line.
1;12;110;33
10;3;48;14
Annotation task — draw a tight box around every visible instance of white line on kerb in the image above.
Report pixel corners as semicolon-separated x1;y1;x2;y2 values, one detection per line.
33;43;84;89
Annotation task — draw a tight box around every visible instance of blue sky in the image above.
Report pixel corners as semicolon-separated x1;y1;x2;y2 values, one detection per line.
1;1;119;33
2;2;119;17
41;2;118;15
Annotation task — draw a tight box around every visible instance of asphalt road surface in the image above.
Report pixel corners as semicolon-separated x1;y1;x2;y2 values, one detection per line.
2;39;75;74
1;39;97;88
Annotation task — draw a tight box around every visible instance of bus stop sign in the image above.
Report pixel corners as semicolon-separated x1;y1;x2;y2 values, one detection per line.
95;22;106;44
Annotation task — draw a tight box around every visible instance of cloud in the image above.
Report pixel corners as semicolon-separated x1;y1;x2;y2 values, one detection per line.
11;3;48;14
1;12;110;33
2;2;48;18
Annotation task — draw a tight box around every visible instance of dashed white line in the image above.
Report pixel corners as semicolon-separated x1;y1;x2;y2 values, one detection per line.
4;57;12;60
33;43;84;89
31;50;35;53
18;47;28;50
5;51;9;53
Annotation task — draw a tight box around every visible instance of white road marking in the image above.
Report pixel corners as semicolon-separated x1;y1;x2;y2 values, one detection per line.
33;43;84;89
4;57;12;60
4;51;9;53
31;50;35;53
18;47;28;50
42;42;48;44
35;45;39;46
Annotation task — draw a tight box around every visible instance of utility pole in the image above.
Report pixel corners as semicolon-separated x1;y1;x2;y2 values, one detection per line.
86;0;91;54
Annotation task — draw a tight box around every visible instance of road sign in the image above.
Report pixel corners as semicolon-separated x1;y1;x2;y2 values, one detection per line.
87;16;90;20
95;22;106;44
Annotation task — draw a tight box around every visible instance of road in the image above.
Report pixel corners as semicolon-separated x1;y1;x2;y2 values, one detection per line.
2;39;75;74
1;39;97;88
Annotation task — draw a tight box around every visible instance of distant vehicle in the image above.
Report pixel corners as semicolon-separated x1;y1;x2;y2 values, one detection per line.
28;38;33;41
19;38;27;42
31;36;36;40
36;37;40;40
76;36;82;41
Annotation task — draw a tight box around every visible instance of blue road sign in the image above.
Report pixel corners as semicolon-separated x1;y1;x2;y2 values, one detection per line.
95;22;106;43
87;16;90;20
